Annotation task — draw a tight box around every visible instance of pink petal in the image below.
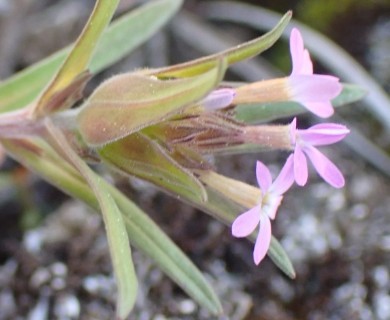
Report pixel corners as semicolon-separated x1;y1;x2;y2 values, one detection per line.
301;101;335;118
294;146;308;186
290;28;313;75
232;205;261;238
270;154;295;195
253;214;272;265
298;123;350;146
289;75;342;102
256;161;272;195
302;49;313;74
303;145;345;188
202;88;236;111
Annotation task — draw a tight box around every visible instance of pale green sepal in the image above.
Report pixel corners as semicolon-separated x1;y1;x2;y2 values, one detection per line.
99;133;208;202
78;60;226;146
150;11;292;78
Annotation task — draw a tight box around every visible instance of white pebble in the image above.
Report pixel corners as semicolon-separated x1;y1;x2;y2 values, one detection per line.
372;266;389;288
30;268;51;288
327;191;346;211
51;277;66;291
23;230;44;254
54;293;80;319
27;295;49;320
350;204;369;220
50;262;67;277
0;289;16;318
379;235;390;251
374;292;390;320
179;299;196;314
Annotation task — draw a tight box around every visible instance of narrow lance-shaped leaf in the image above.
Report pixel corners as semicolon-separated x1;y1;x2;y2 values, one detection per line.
112;186;223;315
31;0;121;117
0;0;183;114
78;60;227;146
1;138;223;315
99;132;208;202
44;120;137;319
90;0;183;73
147;11;291;78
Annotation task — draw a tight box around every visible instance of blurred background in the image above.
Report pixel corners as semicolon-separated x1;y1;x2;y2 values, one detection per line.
0;0;389;319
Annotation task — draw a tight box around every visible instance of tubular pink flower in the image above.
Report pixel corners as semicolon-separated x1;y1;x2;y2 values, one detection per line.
289;118;350;188
232;157;294;265
288;28;342;118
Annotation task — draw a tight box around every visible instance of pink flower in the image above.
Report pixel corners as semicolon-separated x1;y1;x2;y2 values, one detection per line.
232;157;294;265
289;118;350;188
288;28;342;118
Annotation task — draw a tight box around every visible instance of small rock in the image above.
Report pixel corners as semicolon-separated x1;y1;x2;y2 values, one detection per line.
54;293;80;319
372;266;389;289
30;267;51;289
0;259;17;287
27;295;49;320
0;289;16;318
374;291;390;320
178;299;196;314
82;274;115;298
50;262;67;277
51;277;66;291
350;204;369;220
23;229;44;254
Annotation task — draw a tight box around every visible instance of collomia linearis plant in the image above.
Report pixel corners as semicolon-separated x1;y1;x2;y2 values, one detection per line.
0;0;365;318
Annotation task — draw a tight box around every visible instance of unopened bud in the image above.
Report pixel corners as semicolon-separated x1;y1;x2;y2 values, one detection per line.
202;88;236;111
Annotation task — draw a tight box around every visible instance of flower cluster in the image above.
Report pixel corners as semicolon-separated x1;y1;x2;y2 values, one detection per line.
231;28;349;265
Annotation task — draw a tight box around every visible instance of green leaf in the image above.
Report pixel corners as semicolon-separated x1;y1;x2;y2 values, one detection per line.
32;0;121;117
268;237;295;278
0;0;183;113
112;187;223;315
235;83;366;123
2;137;222;315
99;133;207;202
44;121;137;319
89;0;183;73
78;61;226;146
332;83;367;107
150;11;291;78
